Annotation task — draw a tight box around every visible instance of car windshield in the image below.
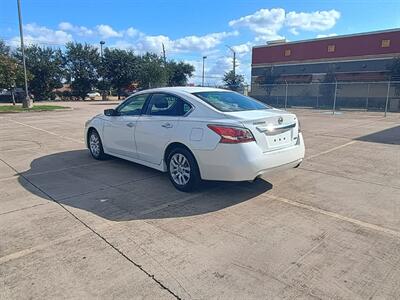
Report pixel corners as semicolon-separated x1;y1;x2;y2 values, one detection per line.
193;91;270;112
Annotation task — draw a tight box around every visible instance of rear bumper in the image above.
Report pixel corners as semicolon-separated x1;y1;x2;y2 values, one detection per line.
193;133;305;181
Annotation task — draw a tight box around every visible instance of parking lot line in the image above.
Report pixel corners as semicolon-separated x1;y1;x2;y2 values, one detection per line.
265;194;400;239
305;140;357;160
7;119;84;144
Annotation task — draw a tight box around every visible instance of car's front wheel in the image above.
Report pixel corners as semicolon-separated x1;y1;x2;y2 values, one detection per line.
167;147;200;192
88;129;107;160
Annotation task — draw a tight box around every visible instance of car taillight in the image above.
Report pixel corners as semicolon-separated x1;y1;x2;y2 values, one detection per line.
297;119;302;133
207;124;255;144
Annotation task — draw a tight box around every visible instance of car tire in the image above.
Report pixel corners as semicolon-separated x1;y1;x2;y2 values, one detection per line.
167;147;201;192
88;129;107;160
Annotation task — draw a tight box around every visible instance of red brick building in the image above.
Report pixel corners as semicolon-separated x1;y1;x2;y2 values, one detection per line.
251;28;400;84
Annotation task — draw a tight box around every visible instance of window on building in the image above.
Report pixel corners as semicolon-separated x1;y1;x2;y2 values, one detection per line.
381;39;391;48
327;45;335;52
284;49;291;57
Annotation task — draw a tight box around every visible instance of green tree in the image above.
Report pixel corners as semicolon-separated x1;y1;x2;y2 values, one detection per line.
0;41;26;105
0;40;11;56
223;70;244;91
167;60;194;86
137;53;167;88
15;45;65;100
103;48;138;99
65;42;100;100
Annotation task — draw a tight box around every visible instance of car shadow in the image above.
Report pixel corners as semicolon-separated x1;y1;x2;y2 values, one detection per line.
18;150;273;221
355;125;400;145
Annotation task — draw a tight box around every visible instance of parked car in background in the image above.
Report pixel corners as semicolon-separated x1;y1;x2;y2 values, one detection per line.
85;87;305;191
0;88;29;103
86;91;101;100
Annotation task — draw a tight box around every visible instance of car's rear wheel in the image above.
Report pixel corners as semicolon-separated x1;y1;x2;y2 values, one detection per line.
167;147;200;192
88;129;107;160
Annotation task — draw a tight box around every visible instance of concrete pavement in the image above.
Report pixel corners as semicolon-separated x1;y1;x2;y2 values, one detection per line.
1;102;399;299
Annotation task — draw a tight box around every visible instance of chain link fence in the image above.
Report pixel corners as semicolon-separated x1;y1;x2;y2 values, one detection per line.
250;81;400;116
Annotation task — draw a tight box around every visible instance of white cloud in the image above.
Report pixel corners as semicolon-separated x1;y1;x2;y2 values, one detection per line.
59;22;94;36
316;33;338;38
135;35;172;53
96;24;122;38
112;40;136;50
208;56;233;77
229;8;286;42
130;31;238;54
125;27;141;37
229;8;341;41
58;22;73;31
286;10;340;32
9;23;73;46
231;42;253;55
174;31;238;52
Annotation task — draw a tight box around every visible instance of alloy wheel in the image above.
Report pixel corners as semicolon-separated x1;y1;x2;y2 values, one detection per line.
169;153;191;185
89;133;101;157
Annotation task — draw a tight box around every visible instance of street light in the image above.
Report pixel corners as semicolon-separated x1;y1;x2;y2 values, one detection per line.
99;41;106;100
202;56;207;87
100;41;105;57
17;0;32;108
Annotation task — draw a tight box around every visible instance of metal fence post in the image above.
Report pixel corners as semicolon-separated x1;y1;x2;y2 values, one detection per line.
332;81;337;115
284;81;288;109
384;81;390;117
366;83;370;111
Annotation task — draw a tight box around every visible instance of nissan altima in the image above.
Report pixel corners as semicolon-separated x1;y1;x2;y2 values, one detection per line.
84;87;305;191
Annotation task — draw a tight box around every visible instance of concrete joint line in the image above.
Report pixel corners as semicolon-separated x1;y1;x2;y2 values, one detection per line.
299;167;400;190
0;158;182;300
25;161;107;177
0;203;49;217
266;195;400;239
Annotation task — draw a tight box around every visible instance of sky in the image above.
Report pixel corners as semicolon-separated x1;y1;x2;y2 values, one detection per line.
1;0;400;85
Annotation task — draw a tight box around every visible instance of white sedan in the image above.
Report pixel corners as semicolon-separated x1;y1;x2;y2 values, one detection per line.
84;87;305;191
86;92;101;100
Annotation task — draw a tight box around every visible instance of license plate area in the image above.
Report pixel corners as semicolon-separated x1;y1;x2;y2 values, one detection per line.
265;130;293;149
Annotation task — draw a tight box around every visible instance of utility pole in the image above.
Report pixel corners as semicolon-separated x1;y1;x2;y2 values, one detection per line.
202;56;207;87
100;41;106;100
226;45;236;77
17;0;32;108
162;43;166;64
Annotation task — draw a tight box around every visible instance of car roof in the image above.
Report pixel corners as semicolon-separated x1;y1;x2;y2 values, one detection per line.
138;86;229;94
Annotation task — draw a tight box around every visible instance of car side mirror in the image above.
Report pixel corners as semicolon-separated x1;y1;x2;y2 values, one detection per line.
104;108;118;116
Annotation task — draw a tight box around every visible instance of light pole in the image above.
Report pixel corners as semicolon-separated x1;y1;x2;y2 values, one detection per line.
99;41;106;100
100;40;105;57
17;0;32;108
202;56;207;87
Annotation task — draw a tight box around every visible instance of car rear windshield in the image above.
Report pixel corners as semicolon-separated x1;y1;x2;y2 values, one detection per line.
192;91;270;112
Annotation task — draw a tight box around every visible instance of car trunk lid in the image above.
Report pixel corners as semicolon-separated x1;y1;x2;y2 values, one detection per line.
223;109;299;152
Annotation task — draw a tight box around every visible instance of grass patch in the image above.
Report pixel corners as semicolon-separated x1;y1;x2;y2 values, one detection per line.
0;104;70;113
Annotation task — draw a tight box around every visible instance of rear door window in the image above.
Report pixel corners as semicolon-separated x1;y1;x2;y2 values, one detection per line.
146;93;192;116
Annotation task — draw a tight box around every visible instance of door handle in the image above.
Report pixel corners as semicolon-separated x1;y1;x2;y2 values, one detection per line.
126;122;135;127
161;122;173;128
